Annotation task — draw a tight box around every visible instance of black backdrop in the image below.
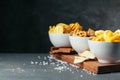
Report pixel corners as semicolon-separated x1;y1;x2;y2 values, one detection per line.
0;0;120;53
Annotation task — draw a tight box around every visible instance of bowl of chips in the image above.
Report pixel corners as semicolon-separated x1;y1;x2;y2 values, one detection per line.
69;28;95;53
48;23;70;47
48;22;82;47
49;33;71;47
88;29;120;63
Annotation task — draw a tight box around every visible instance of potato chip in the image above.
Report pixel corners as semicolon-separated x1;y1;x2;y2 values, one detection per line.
95;30;104;36
74;56;88;64
49;26;55;33
104;30;113;42
113;29;120;35
54;25;64;34
92;34;104;41
74;51;95;64
56;23;69;33
78;51;95;59
110;34;120;42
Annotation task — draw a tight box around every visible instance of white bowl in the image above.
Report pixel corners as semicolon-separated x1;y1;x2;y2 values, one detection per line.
88;40;120;63
69;36;90;53
48;33;71;47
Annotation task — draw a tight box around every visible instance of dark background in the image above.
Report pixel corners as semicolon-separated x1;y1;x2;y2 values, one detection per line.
0;0;120;53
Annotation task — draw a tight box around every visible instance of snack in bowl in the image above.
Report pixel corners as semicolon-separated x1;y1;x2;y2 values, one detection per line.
48;22;82;47
88;29;120;63
69;27;95;53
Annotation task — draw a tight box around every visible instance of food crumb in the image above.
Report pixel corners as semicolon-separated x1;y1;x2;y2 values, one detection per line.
80;75;83;77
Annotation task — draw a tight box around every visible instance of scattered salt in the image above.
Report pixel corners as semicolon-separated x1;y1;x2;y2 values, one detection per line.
31;61;34;64
43;61;48;65
30;55;96;75
35;61;38;65
69;64;79;68
44;56;47;60
37;56;41;59
80;75;83;77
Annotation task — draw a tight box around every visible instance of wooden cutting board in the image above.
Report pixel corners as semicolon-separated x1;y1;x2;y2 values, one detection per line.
50;47;120;74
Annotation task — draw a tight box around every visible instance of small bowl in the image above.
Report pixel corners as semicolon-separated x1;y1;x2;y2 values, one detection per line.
88;40;120;63
48;33;71;47
69;36;90;53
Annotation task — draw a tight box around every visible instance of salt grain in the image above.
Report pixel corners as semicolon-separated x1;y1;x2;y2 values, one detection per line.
37;56;41;59
44;56;46;60
35;61;38;65
80;75;83;77
31;61;34;64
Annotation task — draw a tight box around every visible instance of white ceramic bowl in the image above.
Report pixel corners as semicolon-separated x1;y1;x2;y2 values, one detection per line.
69;36;90;53
88;40;120;63
48;33;71;47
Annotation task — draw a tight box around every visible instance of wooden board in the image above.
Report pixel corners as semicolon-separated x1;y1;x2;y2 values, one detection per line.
50;47;77;54
50;47;120;74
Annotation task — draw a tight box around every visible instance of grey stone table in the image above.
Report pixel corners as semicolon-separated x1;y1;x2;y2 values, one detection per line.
0;53;120;80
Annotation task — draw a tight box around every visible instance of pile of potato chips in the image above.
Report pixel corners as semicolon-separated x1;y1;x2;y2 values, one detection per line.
91;30;120;42
49;22;95;38
49;22;83;34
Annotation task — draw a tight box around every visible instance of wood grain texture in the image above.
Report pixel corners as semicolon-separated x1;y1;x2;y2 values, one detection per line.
50;47;120;74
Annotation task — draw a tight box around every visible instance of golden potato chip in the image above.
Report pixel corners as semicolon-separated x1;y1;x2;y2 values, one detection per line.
92;34;104;41
113;29;120;35
95;30;104;36
104;30;113;42
54;25;64;33
110;34;120;42
49;26;55;33
74;56;88;64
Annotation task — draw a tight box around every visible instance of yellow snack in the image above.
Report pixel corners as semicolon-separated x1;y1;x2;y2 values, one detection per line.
95;30;104;36
49;26;55;33
110;34;120;42
92;34;104;41
56;23;69;33
92;29;120;42
104;30;113;42
49;22;83;34
54;25;64;34
113;29;120;35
